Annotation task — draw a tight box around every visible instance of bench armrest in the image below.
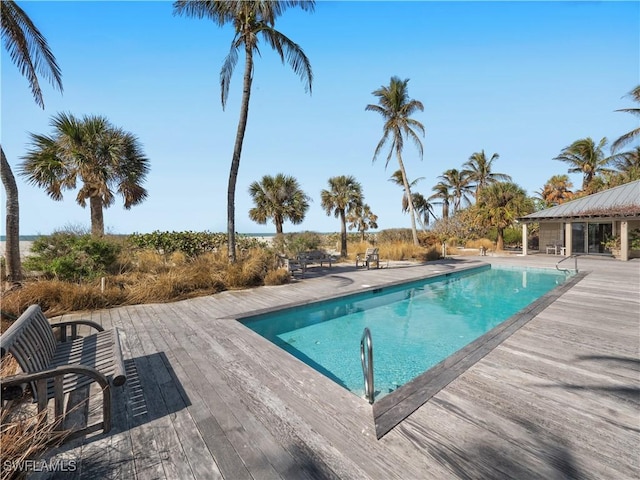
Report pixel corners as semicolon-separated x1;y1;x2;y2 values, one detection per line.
51;320;104;342
0;364;110;391
0;364;113;434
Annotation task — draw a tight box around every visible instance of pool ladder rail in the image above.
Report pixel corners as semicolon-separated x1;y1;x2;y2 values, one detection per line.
556;254;581;274
360;327;374;404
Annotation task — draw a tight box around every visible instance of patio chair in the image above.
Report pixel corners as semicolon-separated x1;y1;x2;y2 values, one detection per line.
276;254;305;277
356;248;380;270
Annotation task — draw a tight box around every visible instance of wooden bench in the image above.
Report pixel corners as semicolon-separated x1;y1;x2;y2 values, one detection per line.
298;250;335;268
0;305;126;438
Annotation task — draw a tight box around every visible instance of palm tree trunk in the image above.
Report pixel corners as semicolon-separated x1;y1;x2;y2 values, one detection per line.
396;154;419;245
1;147;23;283
227;44;254;263
496;227;505;251
339;210;347;257
89;196;105;237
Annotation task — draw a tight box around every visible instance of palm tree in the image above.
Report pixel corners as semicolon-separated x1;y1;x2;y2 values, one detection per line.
173;1;314;262
537;175;574;207
320;175;362;257
411;192;436;227
347;203;378;242
462;150;512;200
389;170;424;229
248;173;310;235
20;113;149;237
553;137;613;191
438;169;473;214
1;0;63;283
366;76;425;245
429;182;451;220
611;85;640;152
477;182;533;251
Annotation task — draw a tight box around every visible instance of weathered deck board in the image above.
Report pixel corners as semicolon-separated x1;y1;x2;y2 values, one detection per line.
37;256;639;479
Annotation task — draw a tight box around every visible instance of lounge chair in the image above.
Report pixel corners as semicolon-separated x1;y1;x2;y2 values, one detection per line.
356;248;379;270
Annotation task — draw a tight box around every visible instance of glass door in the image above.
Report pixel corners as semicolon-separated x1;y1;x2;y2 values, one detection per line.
589;223;612;254
572;223;586;254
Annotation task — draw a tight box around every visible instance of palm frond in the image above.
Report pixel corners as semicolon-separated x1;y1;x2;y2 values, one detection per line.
2;0;63;108
260;27;313;94
220;39;240;109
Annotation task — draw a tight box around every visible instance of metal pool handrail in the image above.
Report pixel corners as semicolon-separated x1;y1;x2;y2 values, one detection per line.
556;254;580;274
360;327;374;404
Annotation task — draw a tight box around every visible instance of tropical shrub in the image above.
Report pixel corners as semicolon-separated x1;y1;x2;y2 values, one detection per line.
128;231;267;257
273;231;323;256
23;233;122;282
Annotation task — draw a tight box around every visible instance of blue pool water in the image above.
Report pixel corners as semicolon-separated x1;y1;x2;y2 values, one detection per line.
242;265;569;400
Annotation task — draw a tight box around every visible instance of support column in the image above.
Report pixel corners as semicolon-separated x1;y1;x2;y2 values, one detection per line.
521;223;528;256
564;222;572;256
621;221;629;261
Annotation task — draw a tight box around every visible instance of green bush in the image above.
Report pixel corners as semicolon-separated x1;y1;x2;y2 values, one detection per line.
128;231;267;257
24;233;122;282
486;226;522;246
273;231;322;256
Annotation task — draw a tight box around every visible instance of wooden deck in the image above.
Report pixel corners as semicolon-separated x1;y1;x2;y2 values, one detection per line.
39;255;639;479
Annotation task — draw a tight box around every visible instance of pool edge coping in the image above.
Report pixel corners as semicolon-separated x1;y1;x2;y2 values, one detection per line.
371;270;588;439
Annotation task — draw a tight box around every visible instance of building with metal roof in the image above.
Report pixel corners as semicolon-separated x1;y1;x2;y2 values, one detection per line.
518;180;640;261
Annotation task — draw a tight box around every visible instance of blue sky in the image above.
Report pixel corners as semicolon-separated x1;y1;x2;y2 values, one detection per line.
2;1;638;236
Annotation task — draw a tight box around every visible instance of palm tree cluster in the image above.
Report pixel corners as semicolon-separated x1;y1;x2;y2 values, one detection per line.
428;150;512;219
550;85;640;197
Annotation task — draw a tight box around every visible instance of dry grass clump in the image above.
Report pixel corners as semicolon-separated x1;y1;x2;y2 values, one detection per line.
1;355;70;480
264;268;291;286
1;248;280;318
220;248;272;288
377;242;426;261
1;280;126;319
465;238;495;251
0;407;70;480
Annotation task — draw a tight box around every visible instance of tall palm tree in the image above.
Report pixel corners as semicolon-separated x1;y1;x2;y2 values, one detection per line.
537;174;574;207
248;173;310;234
20;113;149;237
320;175;362;257
477;182;533;251
438;169;473;214
1;0;63;283
347;203;378;242
462;150;512;200
366;76;425;245
173;1;314;262
429;182;451;219
553;137;613;191
612;85;640;152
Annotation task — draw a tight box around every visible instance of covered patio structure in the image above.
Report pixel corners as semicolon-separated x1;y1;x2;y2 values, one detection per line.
519;180;640;261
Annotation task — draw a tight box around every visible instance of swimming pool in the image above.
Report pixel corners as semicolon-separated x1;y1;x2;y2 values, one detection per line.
241;265;571;401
